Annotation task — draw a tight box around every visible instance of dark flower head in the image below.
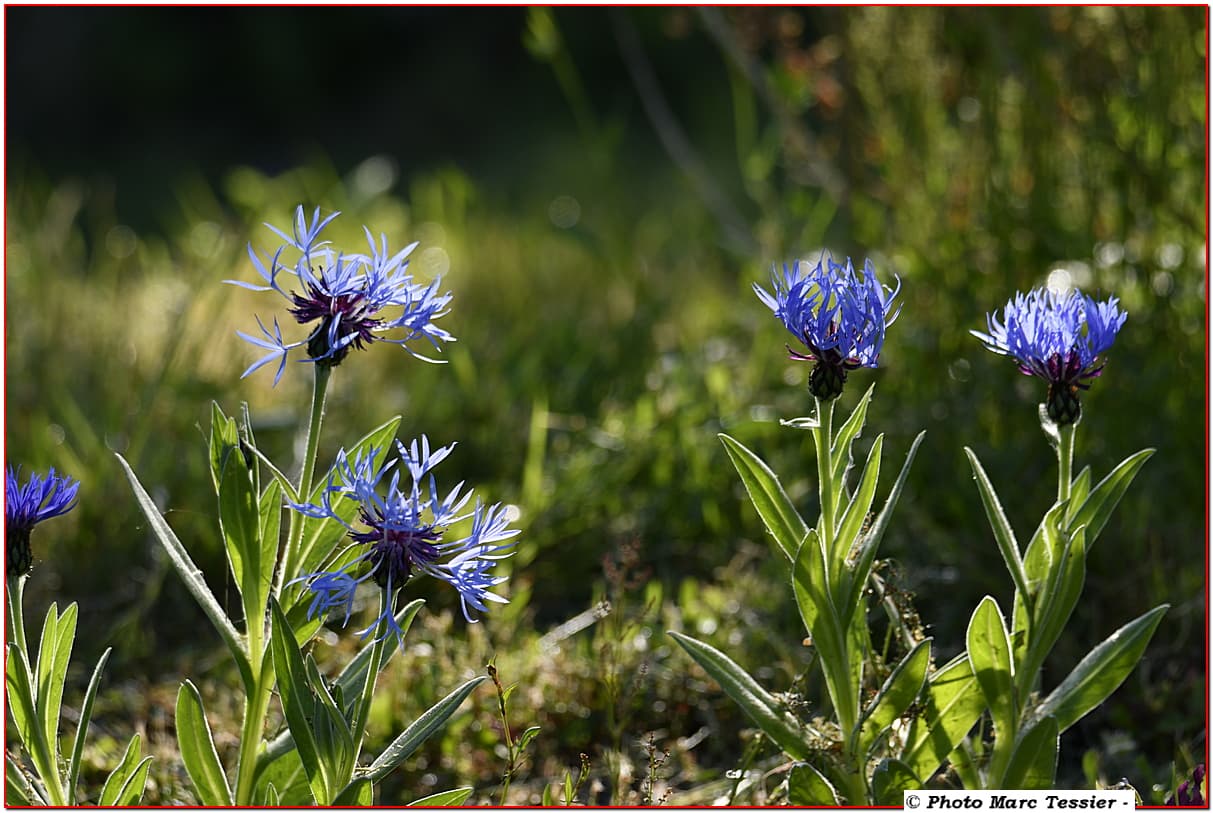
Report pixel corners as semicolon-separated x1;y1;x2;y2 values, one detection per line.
754;256;902;400
5;466;80;578
972;287;1126;425
226;206;455;385
288;437;519;645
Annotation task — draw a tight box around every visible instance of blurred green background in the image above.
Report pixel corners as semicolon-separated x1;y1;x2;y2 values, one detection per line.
5;6;1206;804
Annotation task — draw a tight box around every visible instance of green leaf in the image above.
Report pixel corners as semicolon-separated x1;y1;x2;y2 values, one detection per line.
333;777;373;806
256;600;426;780
835;434;883;574
36;601;77;762
967;596;1016;739
830;383;875;484
7;642;61;803
965;449;1033;615
366;675;487;784
116;453;252;690
844;431;925;616
518;725;542;752
719;433;809;562
219;449;265;636
269;598;330;804
175;681;232;806
1003;716;1059;789
1068;449;1154;546
1065;466;1092;527
1032;605;1169;733
67;647;111;800
871;758;923;804
669;631;814;761
7;753;43;805
243;441;300;504
857;638;932;754
252;746;310;806
792;533;855;730
208;401;240;492
788;762;839;805
1019;527;1086;695
1011;502;1070;665
305;654;356;786
901;655;986;782
259;479;283;603
410;787;475;806
99;734;149;806
541;782;554;807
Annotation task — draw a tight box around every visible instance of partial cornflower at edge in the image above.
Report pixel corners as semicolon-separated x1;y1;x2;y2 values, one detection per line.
5;466;80;577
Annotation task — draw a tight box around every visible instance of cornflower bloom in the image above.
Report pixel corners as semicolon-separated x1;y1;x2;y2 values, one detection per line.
226;206;455;384
754;256;902;400
972;287;1126;425
289;437;519;645
5;467;80;578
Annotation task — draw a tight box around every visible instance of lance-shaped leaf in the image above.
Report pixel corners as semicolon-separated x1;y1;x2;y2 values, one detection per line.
871;759;923;805
1031;605;1169;733
830;383;875;485
175;681;232;806
219;451;265;642
669;632;813;762
35;601;77;766
834;434;883;588
1065;467;1092;527
901;655;986;782
269;598;330;804
857;638;932;755
67;647;111;801
98;734;152;806
6;642;61;804
843;431;925;619
255;600;426;783
1067;449;1154;546
332;778;373;806
411;787;475;806
1002;716;1059;790
6;753;43;805
365;675;487;783
116;453;251;690
793;533;856;731
1018;527;1086;696
788;762;840;805
208;402;240;492
719;433;808;562
965;449;1033;616
967;597;1016;740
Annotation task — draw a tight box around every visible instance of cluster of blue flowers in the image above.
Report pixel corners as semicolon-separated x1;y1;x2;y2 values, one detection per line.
288;436;519;642
755;254;1125;424
226;206;455;385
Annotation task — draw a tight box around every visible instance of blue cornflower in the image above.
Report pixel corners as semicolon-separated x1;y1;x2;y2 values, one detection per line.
754;256;902;400
288;437;519;645
5;466;80;577
226;206;455;385
972;287;1127;425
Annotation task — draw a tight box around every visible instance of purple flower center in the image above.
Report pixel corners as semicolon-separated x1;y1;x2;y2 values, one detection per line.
289;274;382;363
350;508;443;588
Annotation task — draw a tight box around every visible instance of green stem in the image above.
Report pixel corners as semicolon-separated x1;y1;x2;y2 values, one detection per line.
233;657;275;805
1056;423;1075;505
812;397;837;554
6;574;28;658
275;365;332;595
349;589;391;753
489;664;516;805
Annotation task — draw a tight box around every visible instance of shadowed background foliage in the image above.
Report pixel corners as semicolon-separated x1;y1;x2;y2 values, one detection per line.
5;6;1206;804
